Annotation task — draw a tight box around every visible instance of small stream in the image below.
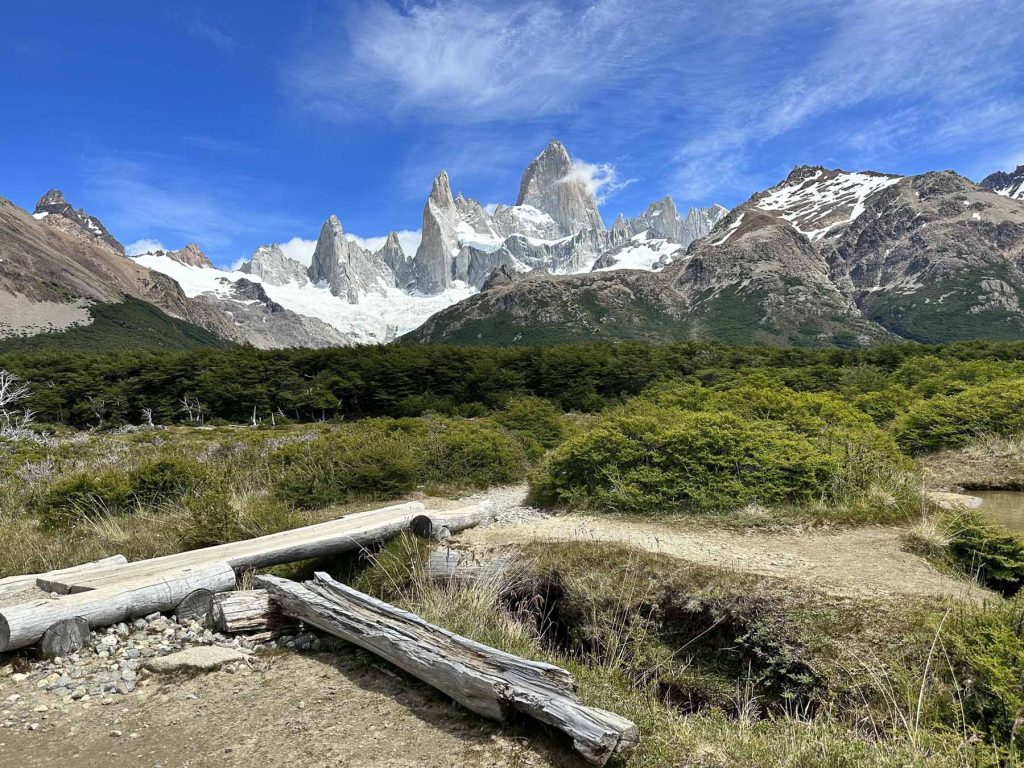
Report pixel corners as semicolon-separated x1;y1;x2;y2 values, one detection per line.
975;491;1024;532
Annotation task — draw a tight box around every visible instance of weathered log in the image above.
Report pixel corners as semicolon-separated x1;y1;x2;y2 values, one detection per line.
0;555;128;600
410;504;495;540
210;589;293;634
0;561;236;652
425;548;511;587
37;617;90;659
174;588;215;624
256;572;638;765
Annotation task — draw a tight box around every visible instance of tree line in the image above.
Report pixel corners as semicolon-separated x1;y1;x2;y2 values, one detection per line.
2;340;1024;428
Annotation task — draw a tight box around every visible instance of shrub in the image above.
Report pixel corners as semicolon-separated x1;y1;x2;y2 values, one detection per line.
37;454;209;528
895;378;1024;454
944;510;1024;596
939;598;1024;754
272;427;420;509
422;420;529;488
493;396;567;449
532;404;839;514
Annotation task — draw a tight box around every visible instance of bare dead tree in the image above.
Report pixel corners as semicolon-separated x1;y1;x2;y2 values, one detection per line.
141;407;154;427
86;395;109;428
251;405;260;428
0;370;30;428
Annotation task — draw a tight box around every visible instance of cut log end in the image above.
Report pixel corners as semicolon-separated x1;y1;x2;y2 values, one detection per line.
175;589;215;625
38;616;90;659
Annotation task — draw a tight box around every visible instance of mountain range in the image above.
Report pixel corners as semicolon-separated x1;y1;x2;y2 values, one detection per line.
2;141;1023;350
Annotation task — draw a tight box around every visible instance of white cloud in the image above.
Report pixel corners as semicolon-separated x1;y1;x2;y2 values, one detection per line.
187;18;237;52
562;160;636;205
671;0;1024;199
125;238;165;256
278;236;317;266
286;0;673;124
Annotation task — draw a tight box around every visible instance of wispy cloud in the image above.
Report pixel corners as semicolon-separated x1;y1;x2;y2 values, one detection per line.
671;0;1024;199
187;17;237;52
562;160;636;205
286;0;674;124
83;153;300;266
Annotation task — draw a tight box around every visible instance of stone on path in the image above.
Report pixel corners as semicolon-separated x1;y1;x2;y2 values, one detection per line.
143;646;247;674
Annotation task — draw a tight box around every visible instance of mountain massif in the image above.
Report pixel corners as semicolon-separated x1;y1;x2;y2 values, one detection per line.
408;165;1024;346
2;144;1023;351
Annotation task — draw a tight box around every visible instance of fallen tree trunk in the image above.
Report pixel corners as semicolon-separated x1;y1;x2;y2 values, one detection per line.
410;504;495;539
256;572;638;765
210;589;293;634
0;561;236;652
0;555;128;600
424;548;512;587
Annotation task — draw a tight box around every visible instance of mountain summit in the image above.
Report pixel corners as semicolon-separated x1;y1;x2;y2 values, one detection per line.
516;140;604;236
32;189;125;255
981;165;1024;200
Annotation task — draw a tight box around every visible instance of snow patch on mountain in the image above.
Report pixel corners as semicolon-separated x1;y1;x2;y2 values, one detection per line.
755;169;901;240
132;253;472;343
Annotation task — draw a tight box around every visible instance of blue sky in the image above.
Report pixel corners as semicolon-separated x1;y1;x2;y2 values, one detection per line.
3;0;1023;268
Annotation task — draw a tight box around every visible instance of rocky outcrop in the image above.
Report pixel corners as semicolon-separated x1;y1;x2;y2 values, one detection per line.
164;243;214;269
241;244;309;286
308;215;393;303
32;189;125;255
375;232;411;289
515;140;604;236
981;165;1024;200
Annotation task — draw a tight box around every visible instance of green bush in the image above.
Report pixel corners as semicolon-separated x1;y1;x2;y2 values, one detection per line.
422;420;529;488
532;404;839;514
494;396;567;450
943;509;1024;596
895;378;1024;453
272;427;420;509
37;454;209;528
939;598;1024;754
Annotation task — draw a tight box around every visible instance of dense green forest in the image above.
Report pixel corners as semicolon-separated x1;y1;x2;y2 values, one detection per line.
3;339;1024;428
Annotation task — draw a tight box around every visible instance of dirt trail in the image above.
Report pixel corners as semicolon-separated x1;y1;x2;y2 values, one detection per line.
452;486;989;601
1;651;572;768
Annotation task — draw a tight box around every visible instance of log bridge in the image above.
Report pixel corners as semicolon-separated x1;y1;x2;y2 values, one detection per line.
0;500;491;654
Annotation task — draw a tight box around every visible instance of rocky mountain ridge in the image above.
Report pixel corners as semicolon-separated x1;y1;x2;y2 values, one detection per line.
32;189;125;256
981;164;1024;200
407;165;1024;346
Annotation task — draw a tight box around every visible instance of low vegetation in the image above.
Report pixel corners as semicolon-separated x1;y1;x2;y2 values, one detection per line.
2;341;1024;764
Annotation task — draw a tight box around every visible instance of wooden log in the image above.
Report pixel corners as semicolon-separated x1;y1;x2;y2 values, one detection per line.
410;504;495;540
256;572;638;765
37;617;90;659
174;588;215;624
425;548;511;587
0;561;236;652
0;555;128;600
210;590;293;634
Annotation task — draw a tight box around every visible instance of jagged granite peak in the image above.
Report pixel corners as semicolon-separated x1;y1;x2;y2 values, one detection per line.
308;214;394;303
165;243;213;269
410;171;460;295
430;169;455;208
241;243;309;286
376;231;411;288
515;140;604;236
981;164;1024;200
680;204;730;246
32;188;125;255
625;197;727;249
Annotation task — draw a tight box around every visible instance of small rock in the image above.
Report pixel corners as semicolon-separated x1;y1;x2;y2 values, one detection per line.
109;729;123;738
10;674;27;684
70;687;87;701
144;647;247;675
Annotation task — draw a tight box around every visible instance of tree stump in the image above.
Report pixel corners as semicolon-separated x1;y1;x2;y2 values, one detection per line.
37;617;90;659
